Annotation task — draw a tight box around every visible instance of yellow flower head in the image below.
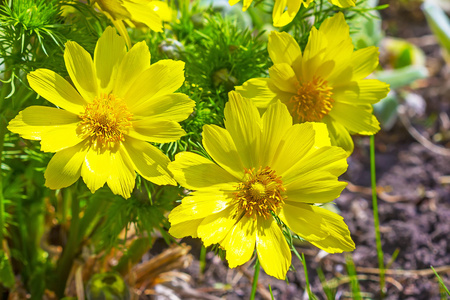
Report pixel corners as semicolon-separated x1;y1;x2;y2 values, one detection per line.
236;13;390;154
95;0;172;47
8;27;195;198
229;0;355;27
168;91;354;279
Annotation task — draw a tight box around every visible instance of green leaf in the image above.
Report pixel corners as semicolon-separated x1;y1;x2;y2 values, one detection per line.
431;266;450;296
374;65;428;90
373;91;399;131
422;0;450;54
86;272;130;300
114;237;153;275
0;250;15;288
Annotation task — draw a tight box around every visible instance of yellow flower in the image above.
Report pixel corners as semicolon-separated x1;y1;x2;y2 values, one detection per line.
229;0;355;27
94;0;172;47
236;13;389;154
8;27;195;198
168;91;354;279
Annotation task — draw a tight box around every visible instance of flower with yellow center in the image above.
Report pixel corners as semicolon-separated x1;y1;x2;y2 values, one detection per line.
8;27;195;198
229;0;355;27
168;91;355;279
94;0;173;48
236;13;390;154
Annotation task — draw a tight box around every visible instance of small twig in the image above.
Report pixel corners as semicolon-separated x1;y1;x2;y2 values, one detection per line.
398;105;450;157
356;265;450;277
346;182;419;203
326;274;403;292
75;266;85;300
406;34;438;47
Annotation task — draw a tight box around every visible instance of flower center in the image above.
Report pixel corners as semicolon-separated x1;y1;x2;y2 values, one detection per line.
234;167;286;219
78;94;133;150
290;76;334;122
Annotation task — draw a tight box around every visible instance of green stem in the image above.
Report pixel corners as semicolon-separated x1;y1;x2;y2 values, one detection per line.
369;135;385;297
301;253;314;299
199;246;206;274
250;258;260;300
55;188;79;298
0;116;7;244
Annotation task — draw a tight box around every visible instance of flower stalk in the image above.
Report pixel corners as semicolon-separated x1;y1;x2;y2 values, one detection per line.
55;187;80;297
370;135;385;297
250;258;260;300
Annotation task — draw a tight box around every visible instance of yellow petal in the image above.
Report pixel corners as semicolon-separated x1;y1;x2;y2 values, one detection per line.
64;41;98;102
221;216;256;268
256;217;291;280
333;79;390;104
168;152;238;190
128;118;186;143
235;78;282;109
122;137;176;186
229;0;241;6
94;26;126;94
198;206;237;247
131;93;195;122
319;25;354;83
81;147;111;193
285;170;347;203
44;140;89;189
322;115;354;154
319;12;350;49
27;69;86;114
268;31;302;66
96;0;131;19
268;63;299;93
259;100;292;167
350;46;380;80
106;146;136;198
40;124;85;153
114;41;151;98
308;206;355;252
302;27;327;76
123;0;163;32
282;145;348;185
150;1;172;22
272;0;302;27
271;123;316;176
8;106;79;140
329;102;380;135
280;204;356;253
242;0;254;10
322;40;354;83
110;18;131;49
8;106;84;152
224;91;261;168
169;218;203;239
168;190;231;225
125;60;185;110
202;124;245;180
279;203;331;242
310;122;332;149
328;0;356;8
169;191;232;240
310;233;355;253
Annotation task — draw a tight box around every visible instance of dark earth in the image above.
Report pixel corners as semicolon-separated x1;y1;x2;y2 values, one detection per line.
145;1;450;299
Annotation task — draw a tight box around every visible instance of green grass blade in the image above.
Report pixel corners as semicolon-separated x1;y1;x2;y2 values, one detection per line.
250;258;261;300
346;254;362;300
431;265;450;297
301;252;318;300
370;135;386;297
317;266;335;300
